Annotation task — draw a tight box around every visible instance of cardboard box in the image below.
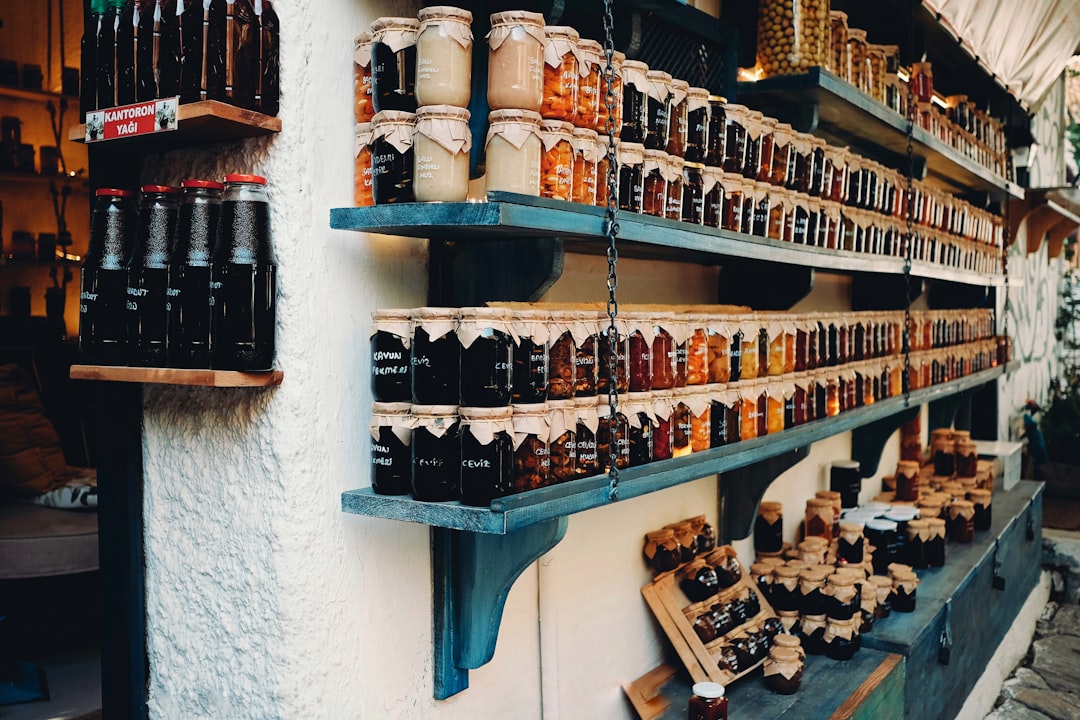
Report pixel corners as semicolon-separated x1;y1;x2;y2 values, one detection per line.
975;440;1023;491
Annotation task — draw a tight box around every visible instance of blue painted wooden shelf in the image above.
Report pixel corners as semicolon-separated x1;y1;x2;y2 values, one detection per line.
737;68;1023;201
342;364;1008;535
330;193;1006;288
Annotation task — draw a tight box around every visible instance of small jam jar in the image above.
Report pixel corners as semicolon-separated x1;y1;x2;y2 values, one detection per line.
370;402;414;495
410;307;460;404
643;528;681;573
459;406;514;505
485;109;543;196
948;499;976;543
926;518;947;567
370;17;419;113
572;127;600;204
370;110;417;204
823;616;861;661
891;570;918;613
755;500;783;554
458;307;513;407
825;572;861;621
411;404;461;501
764;646;803;695
895;460;921;502
618;142;646;212
413;104;472;202
415;6;473;108
681;559;721;602
619;60;650;145
643;70;672;151
487;11;545;111
511;403;551;493
688;682;728;720
538;120;575;202
837;521;865;565
805;498;834;541
370;308;412;402
969;488;992;531
800;613;828;656
906;518;931;569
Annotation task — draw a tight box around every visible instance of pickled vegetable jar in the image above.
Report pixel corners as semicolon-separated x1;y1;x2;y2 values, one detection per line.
413;104;472;202
485;109;542;196
539;119;575;202
487;11;545;112
757;0;830;77
415;6;473;108
541;26;579;122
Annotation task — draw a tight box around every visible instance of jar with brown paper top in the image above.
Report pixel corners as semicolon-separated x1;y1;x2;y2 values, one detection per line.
859;579;877;632
597;400;631;472
871;575;893;617
509;308;549;404
825;572;860;620
769;565;800;612
643;528;681;573
755;500;783;554
666;79;690;157
410;307;460;404
800;613;828;655
689;514;716;554
624;392;654;467
837;522;865;565
411;405;461;502
765;646;803;695
371;110;417;204
891;570;918;612
575;39;603;130
413;105;472;202
354;122;374;207
547;399;577;483
644;71;672;151
955;439;978;478
948;499;975;543
641;149;668;217
511;403;550;493
487;11;545;111
353;32;376;123
906;518;931;569
805;497;834;540
371;17;419;113
706;545;742;588
927;518;946;567
546;311;582;399
485;109;542;196
667;521;700;564
370;402;415;496
751;562;773;597
969;488;992;531
572;128;600;204
798;566;829;615
415;7;473;108
597;316;629;394
458;307;513;407
540;26;579;122
370;308;412;402
824;616;860;660
539;120;575;201
618;141;645;212
797;537;829;567
573;395;600;477
459;406;514;506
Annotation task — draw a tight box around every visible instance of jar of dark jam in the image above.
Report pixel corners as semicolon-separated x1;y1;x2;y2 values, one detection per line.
625;392;655;467
751;562;773;598
693;610;720;643
652;314;678;390
800;568;831;616
742;111;764;180
837;522;865;564
410;307;460;404
947;500;975;543
770;566;801;611
370;109;417;204
895;460;921;502
643;528;681;573
800;614;828;655
955;440;978;478
871;576;893;618
664;155;685;221
755;501;783;554
706;546;742;589
704;96;727;167
618;142;645;213
710;386;736;447
689;514;716;554
619;60;649;144
666;79;689;158
546;399;577;484
905;518;931;569
598;400;631;472
458;307;513;407
370;16;419;112
865;519;898;574
573;395;601;478
926;518;947;567
685;87;710;163
370;402;414;495
641;149;668;217
830;459;862;509
688;681;728;720
681;559;720;602
787;134;811;194
891;570;918;612
597;317;629;394
823;616;860;660
748;182;770;237
643;70;672;151
720;172;744;233
510;308;549;404
776;608;801;637
969;489;992;531
764;646;803;695
511;403;550;493
702;167;724;228
722;104;749;174
127;185;179;368
625;313;653;392
411;405;461;501
459;406;514;505
683;162;706;224
371;309;413;402
652;390;674;461
825;573;861;620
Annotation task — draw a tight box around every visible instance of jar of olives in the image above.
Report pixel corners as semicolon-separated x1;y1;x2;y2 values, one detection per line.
756;0;829;78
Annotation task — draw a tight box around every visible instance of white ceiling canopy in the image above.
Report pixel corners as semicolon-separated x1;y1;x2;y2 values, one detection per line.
924;0;1080;108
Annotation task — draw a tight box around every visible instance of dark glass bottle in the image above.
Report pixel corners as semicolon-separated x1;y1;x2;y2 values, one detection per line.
96;0;120;110
128;185;179;367
255;0;279;115
115;0;137;107
81;0;109;119
80;189;137;365
167;179;222;368
178;0;205;103
210;174;276;371
134;0;157;101
156;0;182;99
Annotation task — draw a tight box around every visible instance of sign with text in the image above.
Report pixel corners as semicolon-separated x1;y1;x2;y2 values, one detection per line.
84;97;179;142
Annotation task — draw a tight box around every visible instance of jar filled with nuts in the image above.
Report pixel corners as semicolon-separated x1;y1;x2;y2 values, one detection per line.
510;403;551;493
756;0;830;78
846;29;868;92
547;399;578;483
829;12;848;79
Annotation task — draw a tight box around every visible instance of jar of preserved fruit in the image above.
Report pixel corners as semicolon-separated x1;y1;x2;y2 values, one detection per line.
539;119;575;202
411;306;460;404
666;79;689;158
597;399;631;471
371;110;417;204
595;136;615;208
905;518;931;569
706;318;732;384
354;123;375;207
486;109;543;196
787;133;811;193
703;166;724;228
546;311;577;400
757;117;777;183
799;568;828;615
823;616;860;661
577;316;601;397
757;0;829;77
837;521;865;564
596;51;624;134
354;32;375;123
722;104;749;174
459;406;514;505
575;39;603;130
683;86;710;164
664;155;685;221
644;70;672;151
643;528;681;573
598;316;629;394
572;127;600;204
738;384;759;441
846;29;868;92
955;439;978;478
742;111;763;180
574;395;600;476
705;96;727;167
721;173;745;232
755;500;783;554
765;381;784;435
866;44;886;102
411;404;461;501
969;488;992;531
672;387;695;458
643;313;674;390
948;499;975;543
509;308;549;404
769;122;793;186
624;312;653;392
413;105;472;202
624;392;655;467
688;681;728;720
547;398;578;483
415;6;473;108
619;60;649;144
910;61;933;104
686;318;710;386
771;566;801;612
926;517;946;567
932;435;955;476
371;308;412;402
829;12;848;79
371;17;419;113
511;403;550;493
683;162;706;224
680;558;720;602
487;11;545;111
652;390;674;460
642;149;668;217
618;142;645;212
458;307;513;407
688;389;712;452
768;188;787;241
540;26;579;122
805;497;834;541
891;570;918;613
370;402;415;495
742;315;764;380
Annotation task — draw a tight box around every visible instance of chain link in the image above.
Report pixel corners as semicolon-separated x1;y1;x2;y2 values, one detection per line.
602;0;621;501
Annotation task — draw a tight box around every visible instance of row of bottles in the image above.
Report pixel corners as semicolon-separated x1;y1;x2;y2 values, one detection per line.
80;0;280;119
79;175;277;371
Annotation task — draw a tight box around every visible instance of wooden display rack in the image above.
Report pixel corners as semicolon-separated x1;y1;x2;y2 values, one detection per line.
641;550;776;687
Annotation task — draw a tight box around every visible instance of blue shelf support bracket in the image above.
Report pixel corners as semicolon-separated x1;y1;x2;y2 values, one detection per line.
851;406;920;478
431;516;569;699
718;448;808;543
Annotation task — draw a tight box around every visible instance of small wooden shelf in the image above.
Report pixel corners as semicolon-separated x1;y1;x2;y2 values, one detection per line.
737;68;1023;200
0;170;89;188
67;100;281;149
70;365;283;387
0;84;70;104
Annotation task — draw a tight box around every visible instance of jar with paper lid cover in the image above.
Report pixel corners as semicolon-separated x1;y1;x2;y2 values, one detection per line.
824;615;860;660
539;119;575;202
597;315;629;394
650;313;677;390
572;127;600;204
704;95;727;167
540;26;579;122
895;460;921;502
683;162;706;224
547;399;577;483
955;439;978;478
354;122;374;207
487;11;545;111
354;32;375;122
643;70;672;151
411;405;461;501
666;79;690;157
672;387;695;458
370;308;412;402
618;141;645;212
684;87;710;163
664;155;685;220
702;166;724;228
825;571;861;621
575;38;603;130
410;306;460;404
458;306;513;407
370;17;419;112
486;109;542;196
595;136;615;207
577;316;601;397
687;388;712;452
459;406;514;505
546;310;579;400
509;308;549;404
415;6;473;108
370;402;414;495
764;645;803;695
755;500;783;554
414;105;472;202
511;402;550;492
624;392;654;467
643;528;681;573
948;499;975;543
680;558;720;602
619;60;649;144
651;390;674;461
891;569;918;612
709;385;737;447
371;110;417;204
641;148;667;217
969;488;992;531
756;0;829;77
596;50;624;133
597;399;630;471
573;395;600;476
720;172;744;232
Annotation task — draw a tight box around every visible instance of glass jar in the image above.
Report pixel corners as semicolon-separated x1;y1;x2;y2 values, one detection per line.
948;499;975;543
748;182;770;237
546;311;577;400
624;313;653;392
738;384;759;441
829;12;848;79
722;104;749;174
757;0;829;77
688;389;712;453
576;317;601;397
596;50;624;134
540;26;579;122
370;402;414;495
895;460;921;502
955;440;978;478
624;392;655;467
666;79;689;158
766;381;784;435
927;518;946;567
681;559;720;603
905;518;931;569
509;308;549;404
757;117;777;183
511;402;551;493
799;568;829;616
911;61;933;104
687;318;710;386
721;173;745;232
705;95;727;168
371;308;412;402
547;399;578;483
823;616;860;661
597;316;629;394
768;188;787;241
354;123;375;207
846;29;867;92
809;138;830;198
652;390;674;460
892;570;918;613
664;155;685;221
740;316;763;381
411;405;461;501
458;307;513;407
353;32;375;123
597;400;631;471
413;105;472;202
672;387;695;458
487;11;545;111
459;406;514;505
769;122;793;186
619;60;649;144
574;395;600;477
742;110;764;180
969;489;992;531
618;142;645;213
643;529;682;573
371;17;419;113
685;87;710;163
683;162;706;224
932;435;955;477
595;136;615;208
415;6;473;108
572;127;600;204
371;110;417;204
837;521;865;564
539;119;575;202
688;682;728;720
575;39;603;131
787;133;811;193
865;519;898;575
771;566;802;612
645;314;676;390
641;149;668;217
866;44;886;102
644;70;672;151
825;573;861;621
710;386;736;446
485;109;543;196
755;501;783;554
703;166;724;228
411;307;460;404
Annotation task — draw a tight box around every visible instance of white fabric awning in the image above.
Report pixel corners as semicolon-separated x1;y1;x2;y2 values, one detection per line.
924;0;1080;108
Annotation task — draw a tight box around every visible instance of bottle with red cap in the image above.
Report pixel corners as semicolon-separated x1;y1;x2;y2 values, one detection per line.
168;179;223;368
127;185;180;367
211;173;276;371
80;188;137;365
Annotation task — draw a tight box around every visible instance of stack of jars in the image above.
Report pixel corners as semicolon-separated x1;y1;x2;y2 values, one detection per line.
354;8;476;206
642;514;717;574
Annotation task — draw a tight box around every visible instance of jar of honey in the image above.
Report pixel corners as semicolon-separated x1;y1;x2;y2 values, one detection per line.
540;26;579;122
641;148;668;217
485;109;543;196
487;11;545;111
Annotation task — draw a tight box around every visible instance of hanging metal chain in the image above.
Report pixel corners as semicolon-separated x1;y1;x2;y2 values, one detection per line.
902;0;916;407
602;0;621;501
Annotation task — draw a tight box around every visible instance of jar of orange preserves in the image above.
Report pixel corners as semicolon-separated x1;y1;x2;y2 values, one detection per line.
354;122;374;207
572;128;600;204
541;26;579;122
707;317;731;384
576;39;603;130
597;51;625;134
642;149;667;217
686;317;710;385
354;32;375;123
539;120;575;202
